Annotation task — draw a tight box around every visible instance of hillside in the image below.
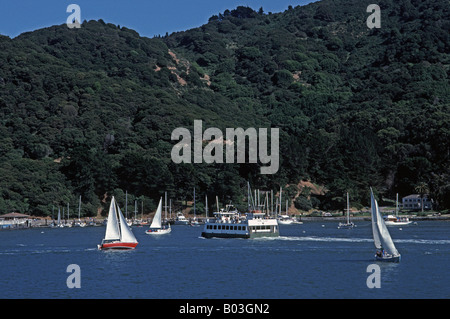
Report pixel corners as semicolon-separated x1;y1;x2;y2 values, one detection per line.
0;0;448;216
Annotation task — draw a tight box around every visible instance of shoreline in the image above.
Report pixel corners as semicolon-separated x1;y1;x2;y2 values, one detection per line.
298;215;450;222
2;213;448;230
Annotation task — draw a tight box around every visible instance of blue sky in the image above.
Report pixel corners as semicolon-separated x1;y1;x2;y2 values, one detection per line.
0;0;314;38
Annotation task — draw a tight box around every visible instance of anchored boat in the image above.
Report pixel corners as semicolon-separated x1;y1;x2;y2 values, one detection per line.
384;193;412;226
174;212;189;225
338;192;356;229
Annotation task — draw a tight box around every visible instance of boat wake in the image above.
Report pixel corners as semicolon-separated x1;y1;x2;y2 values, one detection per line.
256;236;450;245
395;238;450;245
256;236;372;243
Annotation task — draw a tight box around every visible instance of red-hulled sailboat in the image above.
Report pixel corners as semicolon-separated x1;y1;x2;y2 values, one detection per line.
98;196;138;250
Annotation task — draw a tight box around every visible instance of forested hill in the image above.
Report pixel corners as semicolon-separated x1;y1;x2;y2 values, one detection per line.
0;0;448;216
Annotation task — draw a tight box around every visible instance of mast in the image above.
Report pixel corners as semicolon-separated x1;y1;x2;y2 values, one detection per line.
216;195;219;213
193;187;196;220
271;189;274;216
78;195;81;220
165;191;167;222
275;198;279;218
247;182;251;211
279;187;282;216
134;200;137;220
205;195;208;220
125;190;128;219
257;189;260;210
346;192;350;224
396;193;399;217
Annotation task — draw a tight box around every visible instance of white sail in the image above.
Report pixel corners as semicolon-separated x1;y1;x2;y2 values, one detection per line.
370;190;382;249
376;205;399;257
104;196;120;241
116;204;138;243
370;189;399;256
150;198;163;229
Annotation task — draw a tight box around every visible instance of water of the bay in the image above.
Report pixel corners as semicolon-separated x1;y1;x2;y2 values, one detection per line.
0;220;448;299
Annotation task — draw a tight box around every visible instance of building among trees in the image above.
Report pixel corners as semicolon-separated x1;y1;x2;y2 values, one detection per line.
402;194;432;211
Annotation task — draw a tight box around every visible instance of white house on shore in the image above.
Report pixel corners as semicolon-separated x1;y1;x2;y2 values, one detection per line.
402;194;432;210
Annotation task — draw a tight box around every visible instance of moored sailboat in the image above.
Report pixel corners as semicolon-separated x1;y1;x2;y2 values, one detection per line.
98;196;138;250
338;192;356;229
190;187;200;226
370;188;401;262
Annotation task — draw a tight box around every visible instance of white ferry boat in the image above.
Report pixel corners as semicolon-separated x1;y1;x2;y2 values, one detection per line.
201;205;279;239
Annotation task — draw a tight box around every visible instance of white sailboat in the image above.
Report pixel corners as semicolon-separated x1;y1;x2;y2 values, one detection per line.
190;187;200;226
145;198;171;235
98;196;138;250
65;203;72;227
338;192;356;229
57;207;64;228
370;188;401;262
278;187;294;225
384;193;412;226
75;195;86;227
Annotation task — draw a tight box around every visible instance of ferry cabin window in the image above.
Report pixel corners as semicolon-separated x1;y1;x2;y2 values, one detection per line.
251;225;271;230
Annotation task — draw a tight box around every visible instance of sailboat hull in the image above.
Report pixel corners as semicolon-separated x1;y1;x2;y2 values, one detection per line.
338;222;356;229
384;221;412;226
375;254;401;263
98;242;138;250
145;227;172;235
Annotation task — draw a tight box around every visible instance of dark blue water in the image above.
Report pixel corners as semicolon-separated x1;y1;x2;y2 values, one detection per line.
0;221;448;299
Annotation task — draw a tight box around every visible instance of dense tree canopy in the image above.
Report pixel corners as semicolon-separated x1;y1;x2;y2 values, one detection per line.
0;0;448;216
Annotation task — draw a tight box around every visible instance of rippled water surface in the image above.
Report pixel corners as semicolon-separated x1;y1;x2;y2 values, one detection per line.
0;220;448;298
